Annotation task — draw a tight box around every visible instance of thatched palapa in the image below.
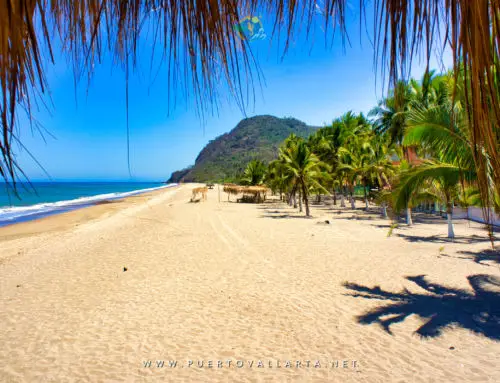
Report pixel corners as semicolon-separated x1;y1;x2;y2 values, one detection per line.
223;184;268;203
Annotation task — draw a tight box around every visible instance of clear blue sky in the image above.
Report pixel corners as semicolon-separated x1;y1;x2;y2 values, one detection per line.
17;5;452;182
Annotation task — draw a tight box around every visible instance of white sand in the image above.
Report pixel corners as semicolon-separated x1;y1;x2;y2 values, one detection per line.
1;184;499;382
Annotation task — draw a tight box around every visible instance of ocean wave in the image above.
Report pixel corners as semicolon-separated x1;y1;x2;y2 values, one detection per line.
0;183;177;225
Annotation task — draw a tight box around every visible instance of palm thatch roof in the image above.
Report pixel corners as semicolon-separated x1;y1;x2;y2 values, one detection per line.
1;0;499;212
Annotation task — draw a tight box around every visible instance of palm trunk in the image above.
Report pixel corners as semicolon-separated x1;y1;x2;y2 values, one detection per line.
447;203;455;239
316;194;321;203
299;191;303;212
447;213;455;239
349;186;355;209
333;192;337;206
340;194;345;207
293;192;297;208
363;183;369;210
288;185;296;206
406;206;413;226
302;182;310;217
382;202;388;218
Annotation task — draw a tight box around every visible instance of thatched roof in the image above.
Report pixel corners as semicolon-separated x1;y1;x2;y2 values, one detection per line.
1;0;499;209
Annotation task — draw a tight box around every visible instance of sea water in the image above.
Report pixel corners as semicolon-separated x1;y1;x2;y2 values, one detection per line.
0;182;177;227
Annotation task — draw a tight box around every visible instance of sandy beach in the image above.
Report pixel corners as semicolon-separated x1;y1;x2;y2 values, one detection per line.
1;184;499;382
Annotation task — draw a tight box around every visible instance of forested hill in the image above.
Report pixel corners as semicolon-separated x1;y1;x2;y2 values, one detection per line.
167;115;319;183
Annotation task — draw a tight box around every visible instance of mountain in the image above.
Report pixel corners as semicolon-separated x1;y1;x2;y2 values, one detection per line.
167;115;319;183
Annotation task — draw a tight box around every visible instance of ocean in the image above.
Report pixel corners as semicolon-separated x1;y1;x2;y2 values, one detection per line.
0;182;177;227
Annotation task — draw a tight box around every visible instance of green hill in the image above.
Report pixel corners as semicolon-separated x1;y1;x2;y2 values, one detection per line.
167;115;319;183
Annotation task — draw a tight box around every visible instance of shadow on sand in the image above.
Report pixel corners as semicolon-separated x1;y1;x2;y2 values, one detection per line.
343;274;500;340
259;213;312;220
440;248;500;266
395;233;492;244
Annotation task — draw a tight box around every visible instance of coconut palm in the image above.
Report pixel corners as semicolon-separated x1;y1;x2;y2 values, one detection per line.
369;80;413;147
457;187;482;209
335;112;374;209
266;160;290;201
369;72;449;165
337;145;366;210
241;160;267;186
280;141;329;217
332;112;373;207
361;135;396;213
394;161;473;238
391;72;482;236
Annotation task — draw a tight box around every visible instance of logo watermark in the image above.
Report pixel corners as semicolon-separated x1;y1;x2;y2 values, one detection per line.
234;16;267;42
142;359;358;369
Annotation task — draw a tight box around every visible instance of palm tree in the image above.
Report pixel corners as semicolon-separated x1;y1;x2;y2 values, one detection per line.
266;160;290;201
369;80;412;148
280;140;329;217
325;112;372;208
394;161;471;238
362;135;396;213
337;146;365;210
241;160;267;186
369;72;445;164
392;72;481;237
335;112;373;209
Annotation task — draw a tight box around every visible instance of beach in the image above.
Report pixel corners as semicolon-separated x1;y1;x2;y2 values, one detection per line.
1;184;499;382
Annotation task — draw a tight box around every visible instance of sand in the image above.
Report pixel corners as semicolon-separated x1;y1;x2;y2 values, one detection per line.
1;184;499;382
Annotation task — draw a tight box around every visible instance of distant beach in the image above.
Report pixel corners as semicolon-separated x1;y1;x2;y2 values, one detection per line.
1;184;499;381
0;182;176;227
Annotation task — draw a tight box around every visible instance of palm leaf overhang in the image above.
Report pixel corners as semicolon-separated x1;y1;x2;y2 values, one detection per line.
405;104;475;171
1;0;500;204
393;160;476;212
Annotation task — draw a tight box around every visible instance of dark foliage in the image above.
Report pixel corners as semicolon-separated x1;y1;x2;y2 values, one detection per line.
167;115;318;183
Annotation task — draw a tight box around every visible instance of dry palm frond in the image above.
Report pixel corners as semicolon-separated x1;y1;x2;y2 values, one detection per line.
1;0;499;219
223;184;242;195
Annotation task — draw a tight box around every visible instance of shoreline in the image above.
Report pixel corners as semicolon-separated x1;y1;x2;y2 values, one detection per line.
0;183;177;230
0;184;182;242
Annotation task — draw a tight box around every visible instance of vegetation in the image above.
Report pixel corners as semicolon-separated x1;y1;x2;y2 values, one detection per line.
276;138;329;216
217;68;498;242
167;116;318;183
241;160;267;186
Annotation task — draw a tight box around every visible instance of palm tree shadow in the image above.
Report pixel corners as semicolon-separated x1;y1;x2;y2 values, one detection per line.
343;274;500;339
441;249;500;267
259;214;311;219
395;233;492;244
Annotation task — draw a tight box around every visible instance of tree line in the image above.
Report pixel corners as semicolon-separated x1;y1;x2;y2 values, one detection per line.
238;69;499;239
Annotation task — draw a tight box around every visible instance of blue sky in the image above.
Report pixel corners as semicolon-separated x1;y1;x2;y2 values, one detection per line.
16;5;452;182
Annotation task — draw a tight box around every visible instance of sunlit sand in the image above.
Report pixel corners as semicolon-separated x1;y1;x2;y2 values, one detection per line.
0;185;499;381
